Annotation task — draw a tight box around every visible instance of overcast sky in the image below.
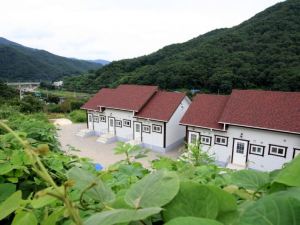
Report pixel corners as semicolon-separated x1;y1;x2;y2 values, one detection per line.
0;0;283;61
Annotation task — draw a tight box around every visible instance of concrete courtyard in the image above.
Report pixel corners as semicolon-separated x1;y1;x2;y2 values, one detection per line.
57;123;183;168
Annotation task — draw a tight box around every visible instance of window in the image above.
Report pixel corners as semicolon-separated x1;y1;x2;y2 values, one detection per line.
250;144;264;156
236;142;245;154
214;135;228;146
88;114;93;122
269;145;287;157
100;115;106;122
123;119;131;127
116;120;122;127
93;116;99;123
200;135;211;145
142;125;150;133
152;124;162;133
190;133;198;144
135;123;141;132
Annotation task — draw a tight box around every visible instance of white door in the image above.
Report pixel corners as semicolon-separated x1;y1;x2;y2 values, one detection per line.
232;139;248;166
88;114;94;130
294;149;300;158
134;122;142;141
188;131;199;144
108;117;115;135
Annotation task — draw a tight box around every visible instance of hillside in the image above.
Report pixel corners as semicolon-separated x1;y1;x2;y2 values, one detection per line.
0;37;103;81
64;0;300;93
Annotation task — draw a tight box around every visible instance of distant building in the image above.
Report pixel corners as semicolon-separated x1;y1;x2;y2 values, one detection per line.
180;90;300;171
81;84;191;152
53;81;63;88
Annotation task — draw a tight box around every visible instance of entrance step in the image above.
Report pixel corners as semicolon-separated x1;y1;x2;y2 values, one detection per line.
226;163;246;170
96;133;117;144
76;129;95;138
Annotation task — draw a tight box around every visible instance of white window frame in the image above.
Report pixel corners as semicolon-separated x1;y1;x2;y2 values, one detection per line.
200;135;211;145
115;120;122;128
93;116;99;123
249;144;264;156
214;135;228;146
123;119;131;127
152;124;162;133
142;125;151;133
99;115;106;122
88;114;93;122
269;144;287;158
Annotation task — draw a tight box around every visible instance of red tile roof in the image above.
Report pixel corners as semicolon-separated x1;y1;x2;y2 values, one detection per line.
219;90;300;133
180;94;229;130
181;90;300;134
135;91;186;121
81;85;158;112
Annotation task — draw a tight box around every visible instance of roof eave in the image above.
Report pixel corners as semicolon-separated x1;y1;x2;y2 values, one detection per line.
219;121;300;135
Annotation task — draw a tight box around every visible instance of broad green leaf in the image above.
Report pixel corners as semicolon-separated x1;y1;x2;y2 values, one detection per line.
163;182;219;221
84;207;162;225
31;188;59;208
0;183;16;202
164;217;223;225
0;163;20;175
239;189;300;225
208;185;237;215
42;207;64;225
0;190;22;220
273;155;300;187
125;170;179;208
230;170;269;190
67;167;115;203
12;211;37;225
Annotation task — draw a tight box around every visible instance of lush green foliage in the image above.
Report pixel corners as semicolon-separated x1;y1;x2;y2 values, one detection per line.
1;112;300;225
0;37;101;81
69;110;87;123
64;0;300;93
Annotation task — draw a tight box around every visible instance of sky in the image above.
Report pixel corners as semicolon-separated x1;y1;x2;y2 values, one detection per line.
0;0;283;61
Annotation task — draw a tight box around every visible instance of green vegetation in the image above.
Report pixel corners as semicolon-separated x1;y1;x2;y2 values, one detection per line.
64;0;300;93
0;37;101;81
69;110;87;123
0;109;300;225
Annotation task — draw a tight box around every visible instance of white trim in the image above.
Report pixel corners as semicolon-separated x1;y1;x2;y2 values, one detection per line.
180;123;226;132
134;116;167;123
96;105;136;112
219;122;300;135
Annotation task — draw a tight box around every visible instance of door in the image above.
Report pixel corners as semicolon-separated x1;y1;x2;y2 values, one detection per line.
88;114;94;130
188;131;199;144
232;139;248;166
108;117;115;135
134;122;142;141
294;149;300;158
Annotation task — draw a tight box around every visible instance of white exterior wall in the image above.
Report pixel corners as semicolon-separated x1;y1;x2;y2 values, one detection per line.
136;118;164;150
166;97;190;147
104;109;134;140
187;126;300;171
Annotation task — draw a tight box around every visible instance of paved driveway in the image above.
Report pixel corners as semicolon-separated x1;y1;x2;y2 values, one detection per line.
57;123;183;168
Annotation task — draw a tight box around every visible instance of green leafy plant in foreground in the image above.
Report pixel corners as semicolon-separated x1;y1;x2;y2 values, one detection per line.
1;114;300;225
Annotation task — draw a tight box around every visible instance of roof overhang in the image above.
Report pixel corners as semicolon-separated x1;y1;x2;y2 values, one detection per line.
219;122;300;135
179;123;226;132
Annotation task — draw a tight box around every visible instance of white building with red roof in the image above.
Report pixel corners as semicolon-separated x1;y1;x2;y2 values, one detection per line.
180;90;300;171
81;84;191;152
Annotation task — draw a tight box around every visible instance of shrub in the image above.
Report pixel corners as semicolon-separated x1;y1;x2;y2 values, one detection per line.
70;99;85;110
69;110;86;123
19;95;44;113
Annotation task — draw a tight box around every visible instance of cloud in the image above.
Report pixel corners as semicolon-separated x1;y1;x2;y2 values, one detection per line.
0;0;282;60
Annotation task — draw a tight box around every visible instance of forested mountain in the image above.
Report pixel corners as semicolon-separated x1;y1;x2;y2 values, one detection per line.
64;0;300;93
0;38;102;81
